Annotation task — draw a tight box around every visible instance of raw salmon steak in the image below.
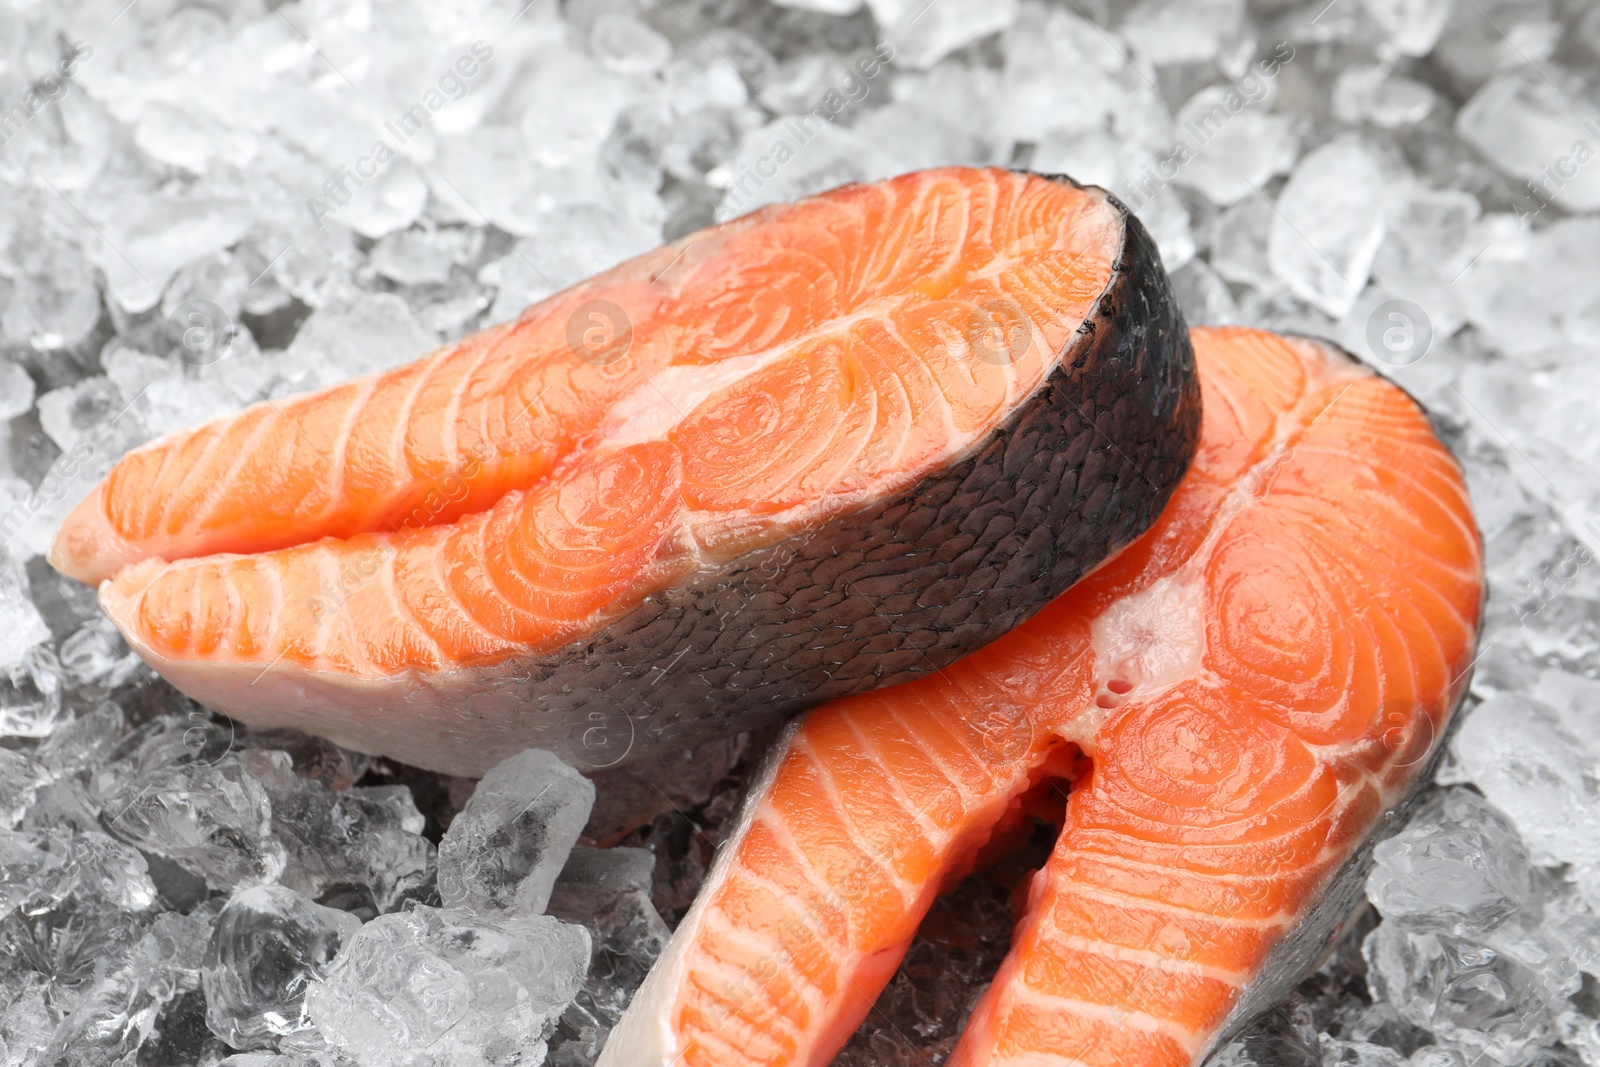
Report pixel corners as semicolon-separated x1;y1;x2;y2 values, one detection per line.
51;168;1199;776
602;326;1485;1067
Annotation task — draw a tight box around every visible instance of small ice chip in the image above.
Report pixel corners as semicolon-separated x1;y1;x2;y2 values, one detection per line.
306;905;589;1067
437;747;596;917
203;884;363;1049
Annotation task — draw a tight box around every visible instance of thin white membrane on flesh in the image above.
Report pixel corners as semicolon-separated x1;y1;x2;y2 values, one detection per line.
1082;340;1360;728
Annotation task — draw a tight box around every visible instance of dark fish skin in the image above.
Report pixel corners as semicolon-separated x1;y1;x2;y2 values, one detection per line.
471;176;1203;772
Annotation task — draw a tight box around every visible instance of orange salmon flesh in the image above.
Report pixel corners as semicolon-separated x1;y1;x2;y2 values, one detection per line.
54;169;1120;663
48;167;1205;775
599;326;1485;1067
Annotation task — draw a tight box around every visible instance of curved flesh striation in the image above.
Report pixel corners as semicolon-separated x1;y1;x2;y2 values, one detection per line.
600;326;1485;1067
51;168;1201;775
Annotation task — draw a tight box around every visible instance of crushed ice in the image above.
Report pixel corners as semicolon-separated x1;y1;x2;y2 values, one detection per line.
0;0;1598;1064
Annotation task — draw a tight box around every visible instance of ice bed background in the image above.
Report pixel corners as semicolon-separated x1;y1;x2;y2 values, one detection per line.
0;0;1597;1064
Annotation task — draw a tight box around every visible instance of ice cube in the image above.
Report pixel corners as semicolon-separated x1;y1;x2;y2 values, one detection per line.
437;747;597;917
869;0;1019;71
239;749;434;913
0;826;76;914
1210;196;1280;291
0;748;51;828
480;203;660;321
1170;86;1299;206
203;884;363;1049
1368;186;1480;339
548;845;671;1026
664;108;753;186
38;699;127;778
1268;135;1394;318
40;909;215;1066
518;45;649;168
1429;934;1560;1061
0;219;101;353
1558;1010;1600;1067
0;643;63;737
59;615;137;688
88;191;253;314
161;248;255;330
1317;1036;1408;1066
1367;787;1539;936
1434;1;1561;91
284;292;436;382
1458;216;1600;360
1363;924;1558;1063
101;753;288;891
238;726;372;791
1170;258;1240;327
69;830;159;911
1449;692;1600;868
90;713;235;801
849;100;989;179
0;972;57;1066
1530;667;1600;742
1207;994;1321;1065
329;161;431;242
0;358;36;421
101;343;178;409
1457;69;1600;214
305;906;590;1067
999;5;1131;144
35;375;123;454
368;228;476;288
769;0;862;13
0;557;50;673
589;13;673;76
1121;0;1245;67
1358;0;1454;57
22;776;105;839
216;1053;346;1067
1333;65;1436;129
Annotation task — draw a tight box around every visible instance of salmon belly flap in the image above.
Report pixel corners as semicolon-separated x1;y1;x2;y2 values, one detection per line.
50;167;1200;776
602;326;1484;1067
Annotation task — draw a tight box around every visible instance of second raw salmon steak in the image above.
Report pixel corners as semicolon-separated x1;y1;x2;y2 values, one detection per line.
51;168;1199;775
603;326;1484;1067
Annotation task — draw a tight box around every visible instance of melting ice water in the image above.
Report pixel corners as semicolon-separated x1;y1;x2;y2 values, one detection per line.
0;0;1598;1064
